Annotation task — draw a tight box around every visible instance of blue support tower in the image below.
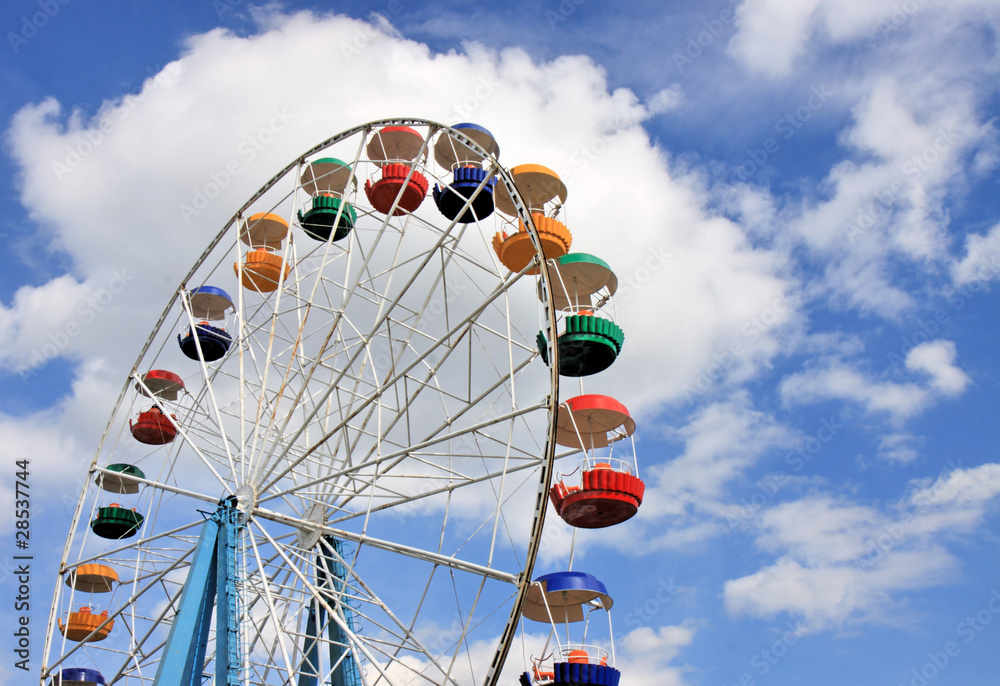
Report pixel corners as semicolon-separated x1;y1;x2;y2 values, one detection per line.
154;497;244;686
297;536;363;686
216;501;243;686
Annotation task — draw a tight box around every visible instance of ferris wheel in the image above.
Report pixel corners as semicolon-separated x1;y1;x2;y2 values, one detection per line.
39;119;571;686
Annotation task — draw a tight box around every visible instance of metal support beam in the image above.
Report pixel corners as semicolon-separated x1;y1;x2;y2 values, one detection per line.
321;537;362;686
216;500;242;686
296;536;363;686
296;604;322;686
154;498;243;686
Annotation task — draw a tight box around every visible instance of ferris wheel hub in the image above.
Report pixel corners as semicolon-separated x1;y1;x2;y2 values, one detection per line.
233;483;258;516
296;503;328;550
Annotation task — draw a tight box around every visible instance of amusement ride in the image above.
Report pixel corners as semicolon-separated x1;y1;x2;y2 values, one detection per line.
41;119;644;686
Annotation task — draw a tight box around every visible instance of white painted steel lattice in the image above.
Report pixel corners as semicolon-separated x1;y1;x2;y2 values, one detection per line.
42;119;560;686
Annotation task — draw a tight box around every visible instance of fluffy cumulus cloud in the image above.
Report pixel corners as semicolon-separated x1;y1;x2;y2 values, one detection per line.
619;624;697;686
2;10;794;516
952;221;1000;286
780;339;970;426
729;0;1000;78
646;392;793;516
725;1;1000;319
724;463;1000;633
0;269;137;379
782;76;991;317
728;0;825;77
904;340;969;395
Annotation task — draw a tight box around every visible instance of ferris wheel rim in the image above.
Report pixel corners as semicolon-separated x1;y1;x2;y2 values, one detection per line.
43;118;562;686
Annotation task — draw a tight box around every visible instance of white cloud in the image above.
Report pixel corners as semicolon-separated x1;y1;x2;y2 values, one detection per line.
619;624;696;686
877;432;919;464
728;1;1000;78
647;85;685;114
722;2;999;319
724;462;1000;632
909;462;1000;512
904;340;969;395
724;557;863;630
651;393;794;509
780;341;970;425
784;77;987;318
780;360;928;423
952;221;1000;286
728;0;823;78
753;496;874;564
0;269;138;375
4;12;791;398
0;275;92;371
575;393;797;556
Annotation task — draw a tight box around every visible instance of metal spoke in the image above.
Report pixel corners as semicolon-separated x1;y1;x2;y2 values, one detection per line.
43;119;559;686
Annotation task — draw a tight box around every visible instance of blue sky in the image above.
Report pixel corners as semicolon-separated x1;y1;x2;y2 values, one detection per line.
3;1;1000;685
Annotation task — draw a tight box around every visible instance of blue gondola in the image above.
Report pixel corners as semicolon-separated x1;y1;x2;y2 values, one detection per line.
519;571;621;686
432;123;499;223
178;286;234;362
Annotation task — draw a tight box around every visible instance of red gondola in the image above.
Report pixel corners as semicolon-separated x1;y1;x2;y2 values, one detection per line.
548;395;644;528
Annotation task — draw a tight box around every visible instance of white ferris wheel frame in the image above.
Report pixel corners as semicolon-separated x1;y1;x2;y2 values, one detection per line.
41;118;563;686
